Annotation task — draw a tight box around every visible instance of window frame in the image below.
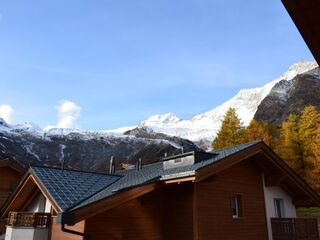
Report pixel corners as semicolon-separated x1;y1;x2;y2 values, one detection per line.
231;193;243;219
274;198;285;218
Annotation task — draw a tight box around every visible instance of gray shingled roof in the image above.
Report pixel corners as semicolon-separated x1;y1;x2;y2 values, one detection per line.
30;166;122;211
26;141;261;213
70;141;261;211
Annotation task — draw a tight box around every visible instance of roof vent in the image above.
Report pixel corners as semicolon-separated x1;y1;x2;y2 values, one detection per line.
162;151;217;170
109;156;115;174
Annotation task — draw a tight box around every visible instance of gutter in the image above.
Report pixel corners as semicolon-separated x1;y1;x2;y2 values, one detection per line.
61;224;91;240
58;212;91;239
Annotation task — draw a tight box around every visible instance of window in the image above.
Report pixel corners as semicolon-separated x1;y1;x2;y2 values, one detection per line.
231;194;243;218
274;198;285;218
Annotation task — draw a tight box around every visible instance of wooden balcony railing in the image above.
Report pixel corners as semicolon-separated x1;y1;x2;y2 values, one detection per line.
271;218;319;240
7;212;51;228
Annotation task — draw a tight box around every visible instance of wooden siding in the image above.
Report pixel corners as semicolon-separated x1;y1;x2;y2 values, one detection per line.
0;166;21;207
195;160;268;240
85;188;164;240
85;183;194;240
163;183;194;240
50;216;85;240
0;166;22;233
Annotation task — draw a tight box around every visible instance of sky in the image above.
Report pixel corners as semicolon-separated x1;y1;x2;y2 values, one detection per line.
0;0;315;130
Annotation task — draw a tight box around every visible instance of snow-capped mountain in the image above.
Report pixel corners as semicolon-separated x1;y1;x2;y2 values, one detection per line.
136;61;318;142
1;60;319;169
0;117;200;170
255;64;320;124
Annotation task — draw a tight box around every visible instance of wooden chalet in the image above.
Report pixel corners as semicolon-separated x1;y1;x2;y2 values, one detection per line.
1;141;320;240
0;159;25;236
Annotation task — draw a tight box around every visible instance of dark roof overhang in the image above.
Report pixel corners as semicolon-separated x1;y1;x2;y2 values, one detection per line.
0;158;25;174
282;0;320;65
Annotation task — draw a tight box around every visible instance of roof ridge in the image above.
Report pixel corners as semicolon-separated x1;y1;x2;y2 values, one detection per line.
212;140;262;153
30;164;122;177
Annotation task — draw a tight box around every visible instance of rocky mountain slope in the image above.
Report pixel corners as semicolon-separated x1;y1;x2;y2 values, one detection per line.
255;66;320;125
0;120;201;171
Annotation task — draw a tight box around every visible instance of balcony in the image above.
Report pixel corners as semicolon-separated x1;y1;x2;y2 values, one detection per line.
271;218;319;240
7;212;51;228
5;212;51;240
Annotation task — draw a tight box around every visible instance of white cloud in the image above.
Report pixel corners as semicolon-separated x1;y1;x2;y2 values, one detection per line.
0;104;14;123
45;100;81;130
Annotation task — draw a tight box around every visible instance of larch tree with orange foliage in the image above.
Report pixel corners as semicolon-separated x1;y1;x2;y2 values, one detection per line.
277;114;304;176
298;106;320;187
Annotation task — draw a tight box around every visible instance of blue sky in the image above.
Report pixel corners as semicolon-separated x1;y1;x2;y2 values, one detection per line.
0;0;314;130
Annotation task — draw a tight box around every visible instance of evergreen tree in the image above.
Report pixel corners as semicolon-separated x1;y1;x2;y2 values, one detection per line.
212;108;244;150
277;114;304;175
298;106;320;186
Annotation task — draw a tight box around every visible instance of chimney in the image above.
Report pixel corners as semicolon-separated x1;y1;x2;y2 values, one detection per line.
61;159;65;171
109;156;115;174
137;158;142;171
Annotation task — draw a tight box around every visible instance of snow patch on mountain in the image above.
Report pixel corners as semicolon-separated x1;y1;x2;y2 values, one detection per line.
137;61;318;142
1;61;318;144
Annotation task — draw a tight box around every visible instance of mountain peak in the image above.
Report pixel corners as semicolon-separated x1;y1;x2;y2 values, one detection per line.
128;61;320;142
281;60;318;81
141;113;181;126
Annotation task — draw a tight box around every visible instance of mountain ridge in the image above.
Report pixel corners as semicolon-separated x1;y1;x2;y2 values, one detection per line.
1;60;319;170
134;61;318;142
1;61;318;144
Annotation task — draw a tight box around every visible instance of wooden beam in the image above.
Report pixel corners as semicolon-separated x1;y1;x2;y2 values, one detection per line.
66;182;163;225
293;199;315;207
0;159;25;174
260;145;320;207
195;143;263;183
164;176;195;185
2;176;36;216
1;172;61;217
282;0;320;64
264;174;286;187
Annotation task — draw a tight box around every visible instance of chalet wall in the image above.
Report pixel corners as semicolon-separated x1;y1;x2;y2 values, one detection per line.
85;188;164;240
0;167;21;208
85;183;194;240
263;181;297;240
163;183;194;240
0;166;22;234
50;217;84;240
195;160;269;240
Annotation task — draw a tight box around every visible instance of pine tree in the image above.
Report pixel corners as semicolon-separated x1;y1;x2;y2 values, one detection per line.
277;114;304;175
212;108;244;150
298;106;320;186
